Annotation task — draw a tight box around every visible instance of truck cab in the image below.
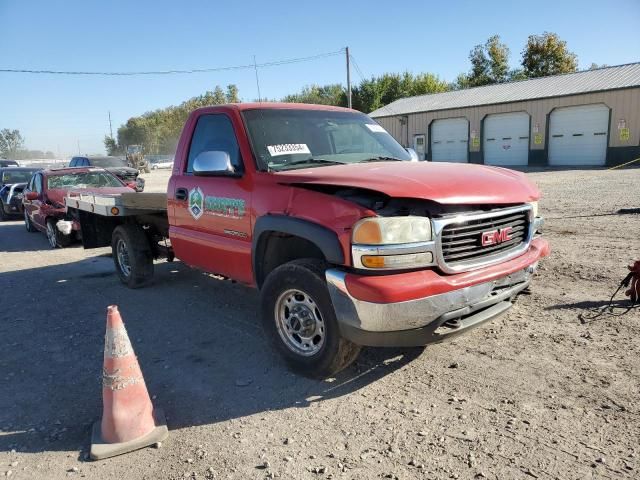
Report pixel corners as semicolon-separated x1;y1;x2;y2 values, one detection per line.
71;103;549;378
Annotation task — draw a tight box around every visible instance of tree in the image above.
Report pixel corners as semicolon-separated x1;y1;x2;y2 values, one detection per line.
0;129;25;157
282;84;347;106
521;32;577;78
226;84;240;103
466;35;510;87
104;136;121;156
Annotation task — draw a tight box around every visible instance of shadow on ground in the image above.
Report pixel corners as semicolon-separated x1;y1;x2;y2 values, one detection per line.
0;253;425;456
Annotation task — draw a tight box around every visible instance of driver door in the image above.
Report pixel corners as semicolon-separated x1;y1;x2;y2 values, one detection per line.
171;113;253;284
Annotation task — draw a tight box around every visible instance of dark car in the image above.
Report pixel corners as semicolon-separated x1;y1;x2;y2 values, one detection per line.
0;167;42;220
23;167;136;248
69;156;144;191
0;159;20;167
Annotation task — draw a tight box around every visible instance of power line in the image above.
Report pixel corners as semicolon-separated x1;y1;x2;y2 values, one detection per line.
0;49;345;76
349;53;402;118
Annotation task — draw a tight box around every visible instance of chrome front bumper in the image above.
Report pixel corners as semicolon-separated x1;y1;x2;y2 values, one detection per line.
326;265;537;347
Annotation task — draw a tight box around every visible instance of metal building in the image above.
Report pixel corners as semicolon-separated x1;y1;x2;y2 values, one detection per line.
369;63;640;167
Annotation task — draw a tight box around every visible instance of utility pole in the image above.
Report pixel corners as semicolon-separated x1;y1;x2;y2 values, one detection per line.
77;140;81;155
253;55;262;103
108;111;113;138
346;46;352;109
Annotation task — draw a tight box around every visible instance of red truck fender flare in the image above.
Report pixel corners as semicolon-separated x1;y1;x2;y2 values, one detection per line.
252;215;345;286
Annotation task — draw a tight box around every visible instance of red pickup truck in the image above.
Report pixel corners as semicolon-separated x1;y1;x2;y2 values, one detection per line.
67;103;549;377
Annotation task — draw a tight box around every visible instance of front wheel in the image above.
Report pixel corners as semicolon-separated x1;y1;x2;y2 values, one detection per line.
24;210;36;232
260;259;361;378
46;218;71;248
0;201;7;221
111;224;154;288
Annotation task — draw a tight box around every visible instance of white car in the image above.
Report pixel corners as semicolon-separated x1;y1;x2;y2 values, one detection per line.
151;160;173;170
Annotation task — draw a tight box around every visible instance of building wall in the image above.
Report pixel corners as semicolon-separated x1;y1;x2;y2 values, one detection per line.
373;87;640;166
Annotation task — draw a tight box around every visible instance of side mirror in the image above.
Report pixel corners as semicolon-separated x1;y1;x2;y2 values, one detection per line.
193;151;236;176
25;191;39;201
135;178;145;192
406;148;420;162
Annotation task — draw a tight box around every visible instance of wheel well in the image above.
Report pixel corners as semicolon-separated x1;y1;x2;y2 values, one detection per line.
255;232;325;288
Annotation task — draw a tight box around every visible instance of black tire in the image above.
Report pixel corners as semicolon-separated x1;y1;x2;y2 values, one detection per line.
111;224;154;288
46;218;71;248
24;209;36;232
0;201;7;221
260;259;361;378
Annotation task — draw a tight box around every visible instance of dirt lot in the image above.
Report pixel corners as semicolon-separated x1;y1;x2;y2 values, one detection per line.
1;168;639;480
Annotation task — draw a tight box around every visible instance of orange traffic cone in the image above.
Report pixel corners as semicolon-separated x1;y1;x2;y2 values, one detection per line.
90;305;168;460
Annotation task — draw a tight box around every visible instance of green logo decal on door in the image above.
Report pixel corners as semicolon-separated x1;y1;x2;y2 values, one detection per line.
188;187;245;221
188;187;204;220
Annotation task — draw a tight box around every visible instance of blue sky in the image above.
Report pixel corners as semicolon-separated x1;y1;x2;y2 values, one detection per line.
1;0;639;156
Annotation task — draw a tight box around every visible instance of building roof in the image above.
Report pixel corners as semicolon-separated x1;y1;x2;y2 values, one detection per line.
369;62;640;118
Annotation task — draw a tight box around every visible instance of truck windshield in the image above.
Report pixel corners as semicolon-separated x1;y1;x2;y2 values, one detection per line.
242;109;411;171
47;172;123;189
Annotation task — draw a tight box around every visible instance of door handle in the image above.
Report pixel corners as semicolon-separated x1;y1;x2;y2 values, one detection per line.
175;188;188;201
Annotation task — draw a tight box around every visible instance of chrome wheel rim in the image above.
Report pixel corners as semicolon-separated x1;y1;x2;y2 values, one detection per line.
274;289;325;356
116;238;131;277
46;222;57;248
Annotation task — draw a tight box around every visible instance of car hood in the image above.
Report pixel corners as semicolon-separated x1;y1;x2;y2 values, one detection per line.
47;187;133;205
275;161;540;205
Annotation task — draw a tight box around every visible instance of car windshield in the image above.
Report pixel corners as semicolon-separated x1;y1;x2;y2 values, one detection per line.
90;157;128;168
242;109;411;171
47;172;123;189
1;170;38;184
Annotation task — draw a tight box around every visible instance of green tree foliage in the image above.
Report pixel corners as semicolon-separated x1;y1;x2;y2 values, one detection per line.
106;85;240;155
521;32;578;78
465;35;510;87
282;84;347;106
353;72;448;112
0;128;25;157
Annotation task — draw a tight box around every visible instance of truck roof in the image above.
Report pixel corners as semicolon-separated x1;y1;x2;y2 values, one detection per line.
193;102;357;115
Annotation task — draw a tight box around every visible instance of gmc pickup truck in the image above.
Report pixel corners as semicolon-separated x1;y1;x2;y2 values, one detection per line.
65;103;549;377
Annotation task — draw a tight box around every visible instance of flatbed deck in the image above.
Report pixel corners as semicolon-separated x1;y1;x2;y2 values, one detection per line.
65;192;167;217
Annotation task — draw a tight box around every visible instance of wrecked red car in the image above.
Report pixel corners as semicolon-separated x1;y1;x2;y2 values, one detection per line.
22;167;135;248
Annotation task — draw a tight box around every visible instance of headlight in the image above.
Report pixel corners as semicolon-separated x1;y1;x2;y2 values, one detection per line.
528;201;539;218
352;216;432;245
352;216;435;270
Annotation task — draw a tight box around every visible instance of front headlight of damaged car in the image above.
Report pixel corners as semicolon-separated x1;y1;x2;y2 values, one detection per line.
351;216;435;270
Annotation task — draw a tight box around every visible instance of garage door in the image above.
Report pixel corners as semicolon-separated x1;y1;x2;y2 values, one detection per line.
431;118;468;162
483;112;529;166
549;104;609;166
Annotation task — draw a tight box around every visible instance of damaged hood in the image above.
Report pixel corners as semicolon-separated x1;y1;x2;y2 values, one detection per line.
275;161;539;205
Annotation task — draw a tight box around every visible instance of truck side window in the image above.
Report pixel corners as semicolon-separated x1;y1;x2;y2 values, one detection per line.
186;114;242;174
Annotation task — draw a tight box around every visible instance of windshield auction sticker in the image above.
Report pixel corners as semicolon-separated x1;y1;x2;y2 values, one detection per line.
267;144;311;156
365;124;387;133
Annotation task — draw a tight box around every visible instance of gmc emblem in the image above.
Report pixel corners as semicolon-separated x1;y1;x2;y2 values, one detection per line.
481;226;513;247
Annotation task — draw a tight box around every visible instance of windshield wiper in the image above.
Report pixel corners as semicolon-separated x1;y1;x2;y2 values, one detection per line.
359;156;405;163
278;158;347;170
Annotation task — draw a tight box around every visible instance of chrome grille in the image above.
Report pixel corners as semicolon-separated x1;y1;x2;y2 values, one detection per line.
438;207;531;271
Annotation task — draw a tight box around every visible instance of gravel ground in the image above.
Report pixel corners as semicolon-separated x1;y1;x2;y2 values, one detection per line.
1;168;639;480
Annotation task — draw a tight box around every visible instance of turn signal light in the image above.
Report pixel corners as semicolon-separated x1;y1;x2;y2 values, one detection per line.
361;252;434;269
111;207;120;216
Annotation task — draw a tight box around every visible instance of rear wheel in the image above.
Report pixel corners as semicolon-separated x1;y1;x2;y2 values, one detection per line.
111;224;154;288
260;259;361;378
